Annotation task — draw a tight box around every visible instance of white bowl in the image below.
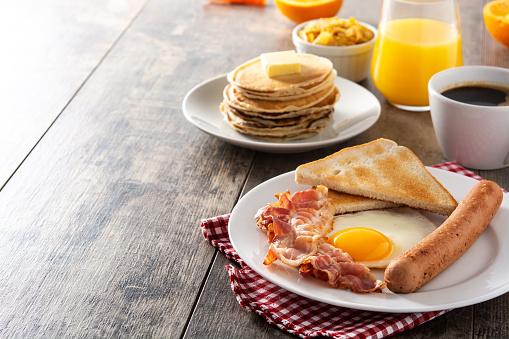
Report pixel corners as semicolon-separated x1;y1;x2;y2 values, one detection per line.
428;66;509;170
292;19;377;83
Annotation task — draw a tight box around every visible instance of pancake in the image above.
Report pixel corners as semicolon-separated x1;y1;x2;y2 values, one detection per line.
222;102;332;127
223;86;340;120
228;54;334;96
222;104;332;141
234;69;337;102
224;82;337;113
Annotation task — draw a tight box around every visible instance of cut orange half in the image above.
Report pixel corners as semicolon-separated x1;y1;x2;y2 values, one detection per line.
483;0;509;47
274;0;343;24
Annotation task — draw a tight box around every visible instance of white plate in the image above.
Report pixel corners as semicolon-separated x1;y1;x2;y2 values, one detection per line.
229;168;509;313
182;74;380;153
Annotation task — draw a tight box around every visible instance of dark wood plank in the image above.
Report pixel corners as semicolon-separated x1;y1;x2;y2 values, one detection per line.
0;0;149;190
0;0;256;337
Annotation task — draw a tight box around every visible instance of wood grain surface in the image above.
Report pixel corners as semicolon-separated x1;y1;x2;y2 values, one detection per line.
0;0;149;190
0;0;507;338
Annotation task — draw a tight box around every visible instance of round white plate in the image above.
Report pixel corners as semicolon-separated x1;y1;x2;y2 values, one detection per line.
229;168;509;313
182;74;380;153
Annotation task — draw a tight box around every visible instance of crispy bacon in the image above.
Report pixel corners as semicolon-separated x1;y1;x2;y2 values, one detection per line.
255;185;386;293
255;186;335;267
263;248;277;265
300;241;386;293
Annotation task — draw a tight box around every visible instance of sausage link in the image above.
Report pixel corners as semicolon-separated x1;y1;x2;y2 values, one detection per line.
384;180;504;293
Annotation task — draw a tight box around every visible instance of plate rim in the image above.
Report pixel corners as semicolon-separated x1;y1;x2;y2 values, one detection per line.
182;74;381;153
228;167;509;313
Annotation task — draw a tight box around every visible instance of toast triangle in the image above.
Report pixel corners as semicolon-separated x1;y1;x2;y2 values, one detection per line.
295;139;458;215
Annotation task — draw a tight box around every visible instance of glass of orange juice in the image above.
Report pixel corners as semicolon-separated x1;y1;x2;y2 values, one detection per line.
371;0;463;111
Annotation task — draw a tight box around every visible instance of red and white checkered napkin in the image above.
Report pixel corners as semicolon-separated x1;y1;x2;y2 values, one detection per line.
199;162;488;339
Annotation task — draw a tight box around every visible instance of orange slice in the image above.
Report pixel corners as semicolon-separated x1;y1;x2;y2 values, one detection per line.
483;0;509;47
274;0;343;24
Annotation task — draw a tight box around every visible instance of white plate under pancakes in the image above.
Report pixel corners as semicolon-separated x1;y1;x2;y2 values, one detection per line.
182;74;380;153
228;168;509;313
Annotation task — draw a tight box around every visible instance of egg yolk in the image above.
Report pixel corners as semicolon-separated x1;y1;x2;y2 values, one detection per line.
328;227;392;262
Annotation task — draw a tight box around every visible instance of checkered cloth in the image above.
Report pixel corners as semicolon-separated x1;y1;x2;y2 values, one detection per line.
200;162;495;339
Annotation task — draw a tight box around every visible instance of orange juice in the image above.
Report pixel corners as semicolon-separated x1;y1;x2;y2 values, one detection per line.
371;18;463;107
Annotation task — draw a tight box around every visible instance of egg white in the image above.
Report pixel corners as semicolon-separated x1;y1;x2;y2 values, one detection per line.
327;207;437;268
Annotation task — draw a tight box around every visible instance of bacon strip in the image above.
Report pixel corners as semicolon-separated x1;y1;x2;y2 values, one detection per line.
255;186;386;293
300;241;386;293
255;186;335;267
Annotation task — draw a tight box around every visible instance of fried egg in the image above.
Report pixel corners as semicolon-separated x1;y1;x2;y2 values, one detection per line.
326;207;437;268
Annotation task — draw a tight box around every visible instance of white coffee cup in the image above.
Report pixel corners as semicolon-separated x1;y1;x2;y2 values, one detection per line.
428;66;509;170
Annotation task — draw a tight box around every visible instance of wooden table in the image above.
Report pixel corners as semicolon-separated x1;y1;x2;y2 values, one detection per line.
1;0;507;337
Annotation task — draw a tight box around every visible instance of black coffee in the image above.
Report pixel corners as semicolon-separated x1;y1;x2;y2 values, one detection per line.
441;84;509;106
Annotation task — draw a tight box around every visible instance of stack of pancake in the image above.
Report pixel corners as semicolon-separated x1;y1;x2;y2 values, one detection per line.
220;53;340;141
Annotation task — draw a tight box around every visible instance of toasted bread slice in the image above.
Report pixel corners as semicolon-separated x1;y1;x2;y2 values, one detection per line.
296;139;458;215
328;189;399;215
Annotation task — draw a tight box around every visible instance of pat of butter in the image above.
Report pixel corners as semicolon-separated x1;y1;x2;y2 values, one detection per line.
260;50;301;78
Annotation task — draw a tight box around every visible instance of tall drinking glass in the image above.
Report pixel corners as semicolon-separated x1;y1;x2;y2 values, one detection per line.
371;0;463;111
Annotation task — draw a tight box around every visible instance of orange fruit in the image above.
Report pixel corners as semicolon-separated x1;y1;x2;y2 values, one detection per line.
483;0;509;47
274;0;343;24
